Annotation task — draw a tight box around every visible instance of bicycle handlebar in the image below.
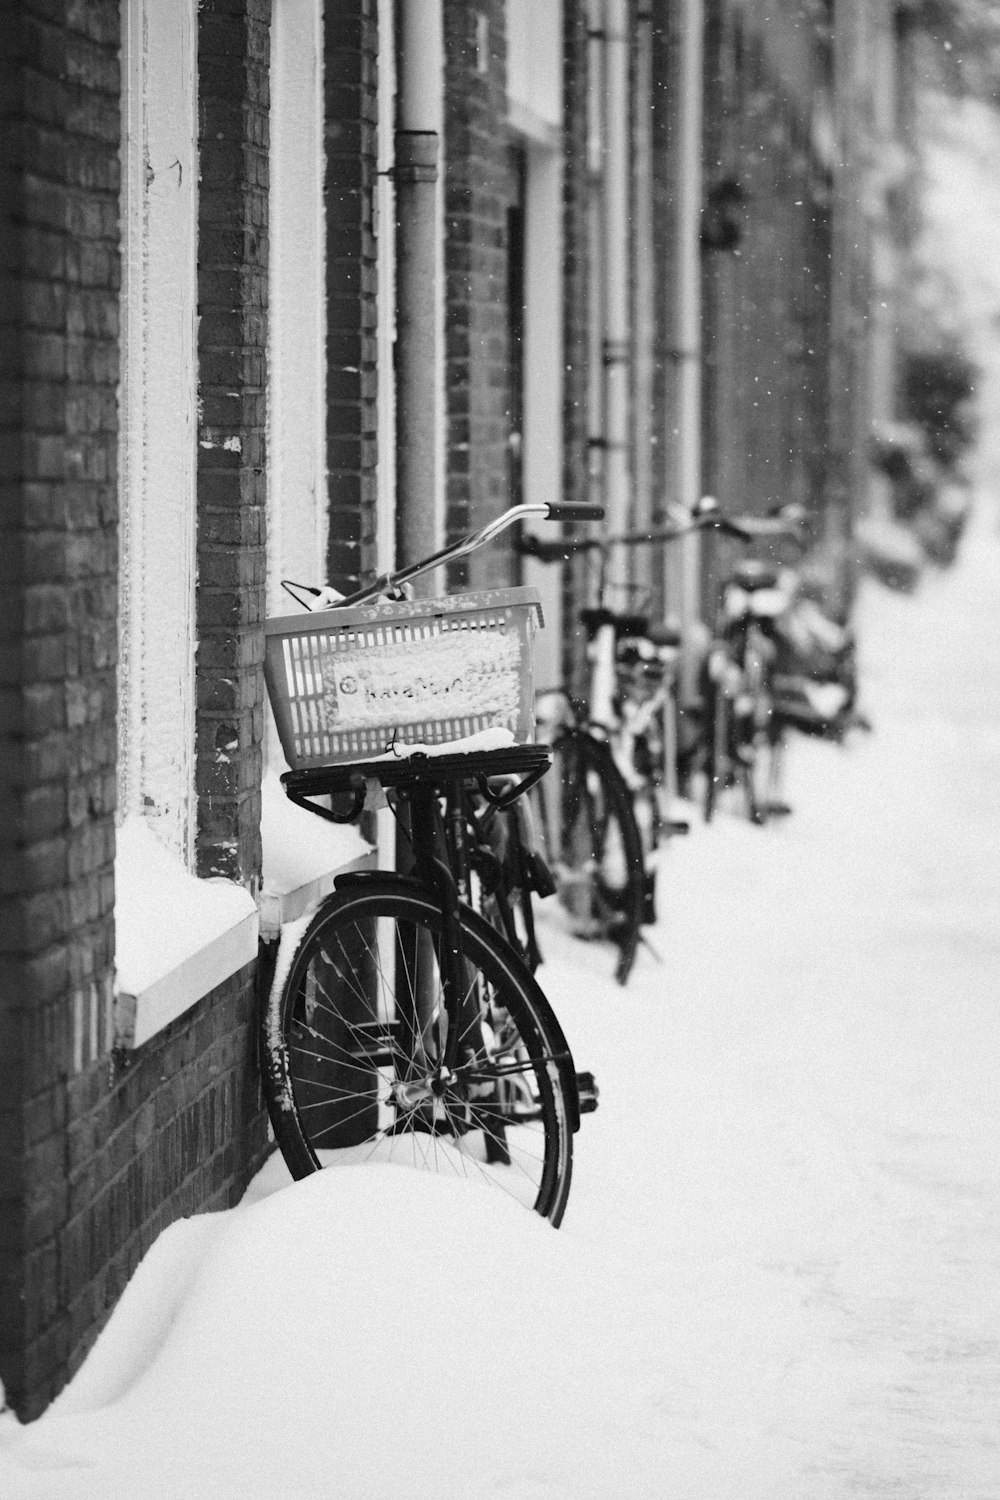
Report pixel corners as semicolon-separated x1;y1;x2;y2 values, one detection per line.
281;500;605;611
514;507;754;564
543;502;608;523
721;513;806;542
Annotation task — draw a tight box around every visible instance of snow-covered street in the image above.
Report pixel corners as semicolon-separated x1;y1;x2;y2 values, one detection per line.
2;498;998;1498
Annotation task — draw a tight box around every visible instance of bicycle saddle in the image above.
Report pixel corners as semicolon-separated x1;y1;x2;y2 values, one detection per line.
730;559;781;591
579;607;650;641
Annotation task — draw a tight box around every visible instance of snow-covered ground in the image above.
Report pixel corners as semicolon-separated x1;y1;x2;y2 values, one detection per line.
2;500;999;1498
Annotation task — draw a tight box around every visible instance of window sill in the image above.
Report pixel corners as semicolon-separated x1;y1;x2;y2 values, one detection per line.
259;769;374;941
114;818;259;1050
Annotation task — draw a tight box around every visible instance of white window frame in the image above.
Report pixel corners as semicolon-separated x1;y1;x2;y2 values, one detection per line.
262;0;375;934
118;0;198;863
506;0;565;690
115;0;257;1049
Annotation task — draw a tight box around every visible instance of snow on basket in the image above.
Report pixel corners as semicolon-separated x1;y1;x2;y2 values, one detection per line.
264;586;544;768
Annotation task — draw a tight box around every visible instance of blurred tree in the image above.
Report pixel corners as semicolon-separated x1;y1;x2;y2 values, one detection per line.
908;0;1000;106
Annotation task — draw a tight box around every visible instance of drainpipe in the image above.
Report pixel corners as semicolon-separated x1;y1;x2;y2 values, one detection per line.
588;0;631;727
395;0;442;588
668;0;703;632
601;0;631;549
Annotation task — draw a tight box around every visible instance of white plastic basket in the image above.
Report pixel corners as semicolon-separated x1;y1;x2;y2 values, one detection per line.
264;586;544;769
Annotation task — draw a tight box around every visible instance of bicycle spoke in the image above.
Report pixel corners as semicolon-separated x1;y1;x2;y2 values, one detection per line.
263;887;571;1221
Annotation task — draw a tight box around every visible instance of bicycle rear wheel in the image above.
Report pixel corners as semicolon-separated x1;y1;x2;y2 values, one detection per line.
260;882;575;1225
702;681;729;824
534;728;645;985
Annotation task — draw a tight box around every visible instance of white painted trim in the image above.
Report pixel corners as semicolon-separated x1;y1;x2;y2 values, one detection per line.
507;100;561;152
506;0;562;132
266;0;327;776
258;849;376;941
267;0;327;616
113;817;260;1049
115;909;260;1050
118;0;199;864
520;142;565;692
377;0;398;579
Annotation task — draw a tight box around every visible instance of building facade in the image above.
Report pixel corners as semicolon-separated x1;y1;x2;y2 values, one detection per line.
1;0;904;1417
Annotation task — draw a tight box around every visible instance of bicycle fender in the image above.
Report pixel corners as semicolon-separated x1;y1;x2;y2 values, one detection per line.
333;869;424;895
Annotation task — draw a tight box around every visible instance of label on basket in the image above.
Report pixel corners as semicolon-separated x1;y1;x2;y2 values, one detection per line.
321;629;521;731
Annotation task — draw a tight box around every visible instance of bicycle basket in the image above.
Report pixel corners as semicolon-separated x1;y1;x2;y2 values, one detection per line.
264;586;544;769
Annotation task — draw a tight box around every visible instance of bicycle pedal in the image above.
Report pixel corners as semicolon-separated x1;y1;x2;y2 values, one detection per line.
576;1071;599;1115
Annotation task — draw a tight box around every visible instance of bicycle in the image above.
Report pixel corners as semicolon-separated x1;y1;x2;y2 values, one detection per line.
517;499;748;984
695;505;810;825
260;500;600;1225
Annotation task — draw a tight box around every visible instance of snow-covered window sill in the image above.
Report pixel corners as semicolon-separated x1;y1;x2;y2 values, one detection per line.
113;819;259;1050
259;770;374;941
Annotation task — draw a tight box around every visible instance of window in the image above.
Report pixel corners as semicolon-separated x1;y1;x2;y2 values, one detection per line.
115;0;257;1047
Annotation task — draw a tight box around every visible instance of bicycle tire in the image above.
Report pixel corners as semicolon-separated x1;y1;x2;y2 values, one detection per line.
735;640;776;825
534;728;645;985
495;807;547;973
260;880;575;1225
703;681;728;824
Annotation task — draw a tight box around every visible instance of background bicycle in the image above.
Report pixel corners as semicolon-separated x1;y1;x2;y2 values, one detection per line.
691;504;866;824
517;501;749;983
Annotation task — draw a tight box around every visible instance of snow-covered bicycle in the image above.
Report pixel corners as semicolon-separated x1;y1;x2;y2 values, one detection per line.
260;501;599;1225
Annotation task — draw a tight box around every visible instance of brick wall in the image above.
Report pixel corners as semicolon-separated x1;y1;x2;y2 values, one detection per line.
443;0;513;592
325;0;379;596
0;0;121;1417
0;0;272;1421
196;0;271;886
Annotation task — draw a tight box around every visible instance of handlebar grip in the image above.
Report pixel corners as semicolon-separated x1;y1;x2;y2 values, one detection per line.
544;503;605;523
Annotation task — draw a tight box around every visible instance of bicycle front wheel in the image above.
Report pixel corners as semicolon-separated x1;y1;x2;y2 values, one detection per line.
260;883;575;1224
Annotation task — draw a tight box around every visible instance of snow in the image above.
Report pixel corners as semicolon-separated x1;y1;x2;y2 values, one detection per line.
3;496;999;1496
368;724;518;758
113;818;256;998
260;767;370;899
